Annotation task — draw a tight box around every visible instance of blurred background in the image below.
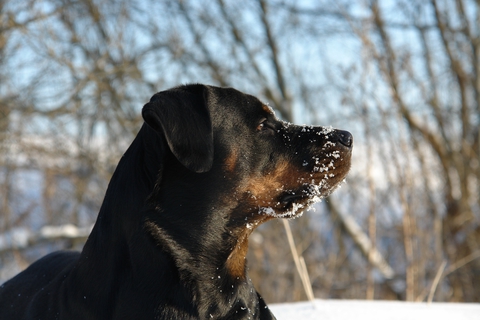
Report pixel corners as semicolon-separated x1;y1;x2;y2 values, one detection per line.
0;0;479;303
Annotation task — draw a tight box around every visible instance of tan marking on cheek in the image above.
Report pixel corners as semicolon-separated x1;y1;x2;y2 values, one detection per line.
225;216;274;279
224;149;238;172
243;160;299;206
225;233;250;279
225;161;299;278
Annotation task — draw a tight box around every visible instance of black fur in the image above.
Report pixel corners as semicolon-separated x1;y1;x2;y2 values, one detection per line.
0;84;352;319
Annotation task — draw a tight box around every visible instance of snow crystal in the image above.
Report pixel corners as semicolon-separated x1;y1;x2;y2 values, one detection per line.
258;185;324;219
301;126;313;133
319;126;335;135
323;141;336;148
331;151;340;159
259;207;276;216
280;120;292;128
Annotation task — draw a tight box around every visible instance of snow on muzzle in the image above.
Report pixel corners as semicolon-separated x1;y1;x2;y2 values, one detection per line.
259;125;353;219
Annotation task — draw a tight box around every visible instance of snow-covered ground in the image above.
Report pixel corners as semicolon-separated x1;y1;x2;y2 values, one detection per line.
269;299;480;320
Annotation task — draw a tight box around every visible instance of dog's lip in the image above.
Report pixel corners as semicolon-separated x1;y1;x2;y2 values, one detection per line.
272;187;323;218
279;188;317;207
280;193;307;204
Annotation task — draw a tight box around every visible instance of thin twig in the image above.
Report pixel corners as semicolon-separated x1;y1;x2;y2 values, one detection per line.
427;260;447;303
444;251;480;277
299;256;315;301
282;219;315;301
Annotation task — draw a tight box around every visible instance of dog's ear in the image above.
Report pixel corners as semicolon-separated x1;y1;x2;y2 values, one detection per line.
142;84;213;173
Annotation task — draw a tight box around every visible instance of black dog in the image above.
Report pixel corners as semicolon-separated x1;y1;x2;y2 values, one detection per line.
0;84;352;319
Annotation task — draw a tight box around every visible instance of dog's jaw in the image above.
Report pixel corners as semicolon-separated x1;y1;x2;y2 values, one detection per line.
236;138;352;220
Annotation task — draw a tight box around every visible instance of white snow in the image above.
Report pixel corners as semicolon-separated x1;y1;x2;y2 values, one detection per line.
319;126;335;135
0;224;93;253
269;299;480;320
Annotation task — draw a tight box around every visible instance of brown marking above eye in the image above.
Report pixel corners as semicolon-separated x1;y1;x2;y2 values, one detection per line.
262;104;275;115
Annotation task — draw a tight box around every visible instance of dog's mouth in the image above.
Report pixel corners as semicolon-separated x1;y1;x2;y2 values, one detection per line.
258;149;352;219
281;192;307;204
249;127;352;220
260;180;338;219
279;191;313;218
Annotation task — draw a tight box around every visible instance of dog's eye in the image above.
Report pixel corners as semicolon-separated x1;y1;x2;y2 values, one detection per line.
257;119;276;133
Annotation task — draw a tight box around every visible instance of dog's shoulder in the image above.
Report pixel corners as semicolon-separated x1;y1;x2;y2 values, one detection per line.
0;251;79;318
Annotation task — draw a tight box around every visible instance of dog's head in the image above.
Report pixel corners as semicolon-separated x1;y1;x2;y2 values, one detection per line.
142;84;352;222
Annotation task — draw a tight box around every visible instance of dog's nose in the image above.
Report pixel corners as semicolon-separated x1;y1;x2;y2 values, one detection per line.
336;130;353;147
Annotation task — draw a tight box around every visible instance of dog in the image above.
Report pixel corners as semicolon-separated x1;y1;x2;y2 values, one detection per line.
0;84;352;319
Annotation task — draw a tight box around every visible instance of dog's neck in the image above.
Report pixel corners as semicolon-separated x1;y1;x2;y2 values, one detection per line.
143;216;262;319
142;163;268;318
70;125;164;305
75;125;266;318
86;124;163;240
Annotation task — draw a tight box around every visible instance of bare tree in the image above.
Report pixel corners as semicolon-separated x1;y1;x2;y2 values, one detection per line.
334;0;480;301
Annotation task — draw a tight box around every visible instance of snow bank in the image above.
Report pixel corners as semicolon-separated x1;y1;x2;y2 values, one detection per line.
0;225;92;254
269;299;480;320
